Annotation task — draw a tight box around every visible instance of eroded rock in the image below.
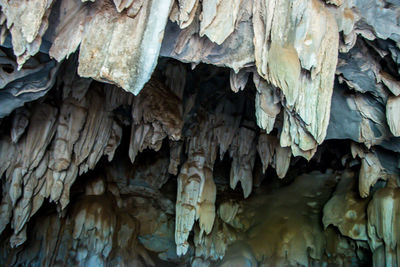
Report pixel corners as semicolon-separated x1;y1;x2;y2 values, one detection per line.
0;0;400;266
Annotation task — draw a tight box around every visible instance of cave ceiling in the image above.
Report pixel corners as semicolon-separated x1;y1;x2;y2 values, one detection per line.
0;0;400;266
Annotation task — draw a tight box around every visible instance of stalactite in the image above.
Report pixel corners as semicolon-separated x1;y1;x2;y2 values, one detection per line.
229;124;257;198
199;0;241;45
0;0;54;65
253;0;339;158
10;108;29;143
78;0;173;94
253;73;281;134
175;117;217;256
387;96;400;137
129;77;183;163
257;133;291;178
351;143;388;198
0;72;185;249
160;0;254;73
173;0;199;28
229;68;249;93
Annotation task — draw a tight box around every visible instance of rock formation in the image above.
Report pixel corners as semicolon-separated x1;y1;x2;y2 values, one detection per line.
0;0;399;266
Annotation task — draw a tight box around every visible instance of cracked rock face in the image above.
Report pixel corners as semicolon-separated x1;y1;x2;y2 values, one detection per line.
0;0;400;266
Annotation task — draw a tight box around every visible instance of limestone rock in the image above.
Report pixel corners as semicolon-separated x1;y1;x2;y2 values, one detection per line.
47;0;89;61
199;0;242;45
367;177;400;266
323;170;369;241
0;49;58;118
0;0;400;266
253;0;339;157
230;68;250;93
387;96;400;137
160;2;254;73
78;0;173;95
175;117;217;256
129;77;183;163
245;172;337;265
175;0;199;28
257;133;291;178
351;143;388;198
229;124;257;198
0;0;54;65
253;73;281;133
10;108;29;143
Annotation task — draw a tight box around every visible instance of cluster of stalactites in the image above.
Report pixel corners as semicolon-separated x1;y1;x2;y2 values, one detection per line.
0;52;303;258
0;0;345;160
1;0;399;264
174;98;297;256
0;66;183;248
2;177;157;267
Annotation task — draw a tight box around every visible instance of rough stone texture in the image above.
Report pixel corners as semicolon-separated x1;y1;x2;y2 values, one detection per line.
0;0;400;266
323;170;369;241
0;49;58;118
367;177;400;266
387;96;400;137
253;0;338;158
0;0;54;65
77;0;173;95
